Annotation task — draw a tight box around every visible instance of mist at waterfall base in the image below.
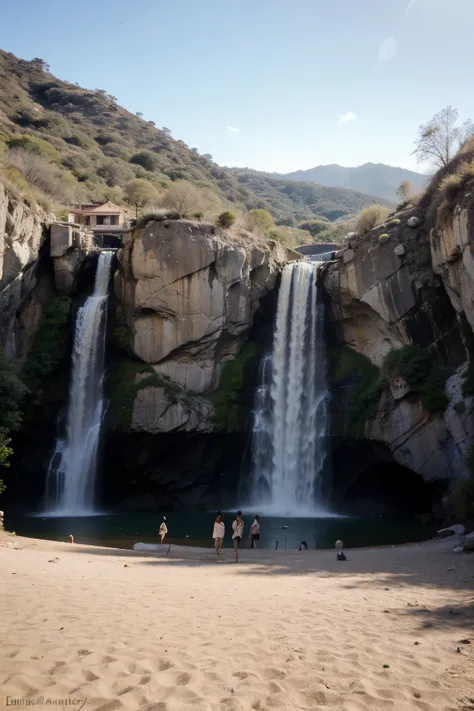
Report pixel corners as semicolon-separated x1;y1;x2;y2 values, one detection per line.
43;251;114;517
250;260;334;517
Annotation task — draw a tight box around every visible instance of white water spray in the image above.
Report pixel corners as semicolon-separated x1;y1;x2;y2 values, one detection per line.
252;259;331;516
45;251;114;516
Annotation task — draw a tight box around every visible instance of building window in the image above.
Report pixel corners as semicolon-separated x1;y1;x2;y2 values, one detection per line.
85;216;90;226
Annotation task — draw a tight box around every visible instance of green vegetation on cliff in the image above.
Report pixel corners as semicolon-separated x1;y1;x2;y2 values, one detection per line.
384;345;450;414
107;359;188;430
0;350;27;487
0;49;392;226
331;344;452;438
211;343;259;433
23;295;72;399
331;347;383;438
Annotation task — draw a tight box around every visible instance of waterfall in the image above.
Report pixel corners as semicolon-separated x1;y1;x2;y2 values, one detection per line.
45;251;114;516
251;259;330;515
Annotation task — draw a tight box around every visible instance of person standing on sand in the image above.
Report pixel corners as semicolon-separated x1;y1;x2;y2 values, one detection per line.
212;513;225;554
250;515;260;549
159;517;168;544
232;511;244;563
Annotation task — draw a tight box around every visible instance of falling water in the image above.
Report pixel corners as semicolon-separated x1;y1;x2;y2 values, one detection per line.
252;259;331;515
45;251;114;516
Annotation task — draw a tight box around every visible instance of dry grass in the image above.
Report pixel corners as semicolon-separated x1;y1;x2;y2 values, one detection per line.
355;204;391;234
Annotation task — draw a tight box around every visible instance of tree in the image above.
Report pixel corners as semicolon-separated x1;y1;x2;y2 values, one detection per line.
162;127;172;135
161;180;220;218
413;106;474;167
124;179;160;218
248;208;274;232
396;180;412;203
30;57;50;72
136;112;144;118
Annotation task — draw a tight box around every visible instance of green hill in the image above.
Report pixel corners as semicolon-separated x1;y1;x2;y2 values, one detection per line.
0;50;393;223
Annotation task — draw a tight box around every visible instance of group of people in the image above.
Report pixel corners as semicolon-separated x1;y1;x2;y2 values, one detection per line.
213;511;261;562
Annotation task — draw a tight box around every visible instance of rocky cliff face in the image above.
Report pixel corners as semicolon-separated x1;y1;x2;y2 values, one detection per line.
0;182;53;362
113;218;295;435
324;202;474;491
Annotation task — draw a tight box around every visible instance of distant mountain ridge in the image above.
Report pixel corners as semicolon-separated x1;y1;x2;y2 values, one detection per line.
270;163;430;202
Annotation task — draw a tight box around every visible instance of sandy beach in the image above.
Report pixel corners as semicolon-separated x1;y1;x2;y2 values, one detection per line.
1;533;473;711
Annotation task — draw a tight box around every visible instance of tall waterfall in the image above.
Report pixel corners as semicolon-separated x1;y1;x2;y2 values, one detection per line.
45;251;114;516
252;259;330;515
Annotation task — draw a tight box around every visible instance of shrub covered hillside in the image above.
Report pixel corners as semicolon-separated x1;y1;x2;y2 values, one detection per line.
0;50;391;226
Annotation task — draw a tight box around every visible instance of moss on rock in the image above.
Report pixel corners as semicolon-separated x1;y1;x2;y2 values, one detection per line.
107;359;185;430
331;346;383;438
210;342;259;433
23;295;72;397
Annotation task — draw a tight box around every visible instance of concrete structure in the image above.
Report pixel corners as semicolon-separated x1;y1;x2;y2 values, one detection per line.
50;223;93;257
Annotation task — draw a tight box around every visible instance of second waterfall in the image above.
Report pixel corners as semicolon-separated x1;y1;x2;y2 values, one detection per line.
252;260;330;515
45;251;114;516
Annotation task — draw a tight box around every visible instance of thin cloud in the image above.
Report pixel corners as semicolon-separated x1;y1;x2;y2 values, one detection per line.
405;0;416;11
226;125;240;133
337;112;357;125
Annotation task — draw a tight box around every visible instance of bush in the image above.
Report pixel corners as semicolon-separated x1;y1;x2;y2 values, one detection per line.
217;210;236;228
378;233;390;243
97;159;134;187
384;345;432;387
6;148;83;203
134;211;169;229
355;204;391;234
421;368;450;413
129;150;158;172
7;134;60;162
247;208;274;233
385;346;451;414
390;219;401;226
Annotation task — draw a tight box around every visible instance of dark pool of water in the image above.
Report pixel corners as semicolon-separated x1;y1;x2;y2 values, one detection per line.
4;509;438;551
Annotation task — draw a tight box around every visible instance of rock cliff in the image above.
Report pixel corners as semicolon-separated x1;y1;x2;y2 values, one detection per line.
0;182;53;362
324;199;474;492
112;218;296;435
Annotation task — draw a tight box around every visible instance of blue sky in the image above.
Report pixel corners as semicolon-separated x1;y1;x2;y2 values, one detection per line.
1;0;473;173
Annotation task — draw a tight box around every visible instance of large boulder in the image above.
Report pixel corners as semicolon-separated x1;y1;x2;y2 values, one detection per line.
114;219;295;433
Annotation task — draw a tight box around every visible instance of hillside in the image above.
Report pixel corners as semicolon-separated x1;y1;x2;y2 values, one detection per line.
273;162;429;202
0;50;393;224
229;169;393;223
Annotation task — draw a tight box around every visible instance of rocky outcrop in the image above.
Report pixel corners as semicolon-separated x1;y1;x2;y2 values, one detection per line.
114;219;296;434
0;182;52;361
324;205;473;484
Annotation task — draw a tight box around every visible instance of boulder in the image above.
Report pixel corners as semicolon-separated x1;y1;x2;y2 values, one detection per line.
115;219;293;432
407;216;421;228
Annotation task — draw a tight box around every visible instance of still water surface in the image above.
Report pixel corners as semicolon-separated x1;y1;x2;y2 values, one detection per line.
4;509;437;551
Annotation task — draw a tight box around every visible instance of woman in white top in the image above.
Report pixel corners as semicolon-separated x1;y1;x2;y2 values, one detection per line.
159;517;168;543
212;513;225;554
232;511;244;563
